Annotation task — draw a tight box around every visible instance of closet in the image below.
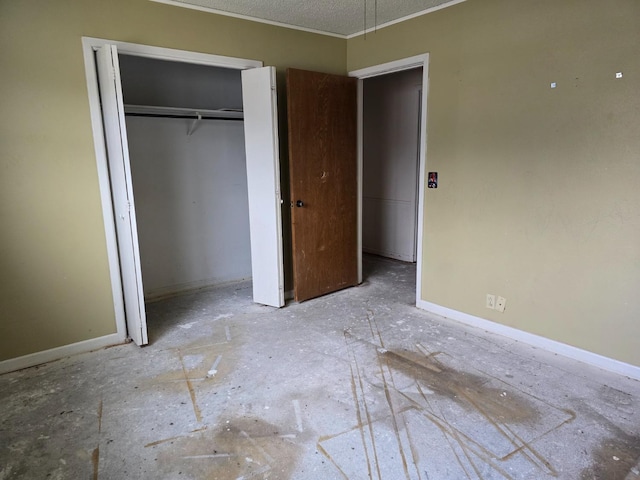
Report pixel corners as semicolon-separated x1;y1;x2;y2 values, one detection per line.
118;55;252;300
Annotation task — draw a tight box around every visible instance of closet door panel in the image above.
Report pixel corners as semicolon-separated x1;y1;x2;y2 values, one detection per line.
96;44;148;345
241;67;285;307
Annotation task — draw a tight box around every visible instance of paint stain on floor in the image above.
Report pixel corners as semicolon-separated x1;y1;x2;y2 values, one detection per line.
580;433;640;480
149;418;302;479
382;348;540;425
334;326;576;478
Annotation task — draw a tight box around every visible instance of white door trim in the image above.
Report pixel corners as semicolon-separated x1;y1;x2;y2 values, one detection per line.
349;54;430;305
81;37;263;341
83;37;263;68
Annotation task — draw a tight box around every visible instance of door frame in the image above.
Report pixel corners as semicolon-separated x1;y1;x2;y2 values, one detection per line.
349;54;429;305
81;37;263;341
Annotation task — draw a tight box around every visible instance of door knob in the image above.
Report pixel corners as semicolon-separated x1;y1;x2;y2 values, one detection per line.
296;200;304;207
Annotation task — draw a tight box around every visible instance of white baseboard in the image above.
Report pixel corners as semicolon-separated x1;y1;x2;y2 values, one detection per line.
145;276;252;302
0;333;125;375
362;247;414;262
417;300;640;381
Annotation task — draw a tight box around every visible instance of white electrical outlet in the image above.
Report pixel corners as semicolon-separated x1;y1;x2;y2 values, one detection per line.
496;296;507;313
486;294;495;309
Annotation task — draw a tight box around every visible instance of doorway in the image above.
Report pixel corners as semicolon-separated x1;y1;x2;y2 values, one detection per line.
350;54;430;303
362;67;423;263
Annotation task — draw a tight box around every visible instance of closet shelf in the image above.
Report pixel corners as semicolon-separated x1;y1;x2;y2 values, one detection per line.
124;104;243;120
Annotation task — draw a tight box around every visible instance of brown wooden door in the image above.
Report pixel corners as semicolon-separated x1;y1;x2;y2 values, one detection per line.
287;68;358;302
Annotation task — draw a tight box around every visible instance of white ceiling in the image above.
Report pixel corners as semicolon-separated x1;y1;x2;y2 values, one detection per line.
152;0;464;38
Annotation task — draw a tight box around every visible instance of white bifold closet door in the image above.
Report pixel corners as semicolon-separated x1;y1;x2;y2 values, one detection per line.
96;44;148;345
241;67;285;308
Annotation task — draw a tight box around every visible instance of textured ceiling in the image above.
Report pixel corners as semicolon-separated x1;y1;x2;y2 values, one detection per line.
156;0;463;37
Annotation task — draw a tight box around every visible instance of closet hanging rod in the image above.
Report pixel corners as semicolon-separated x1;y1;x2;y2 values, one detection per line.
123;104;243;120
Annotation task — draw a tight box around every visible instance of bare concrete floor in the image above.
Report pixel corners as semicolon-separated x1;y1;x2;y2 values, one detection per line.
1;255;640;479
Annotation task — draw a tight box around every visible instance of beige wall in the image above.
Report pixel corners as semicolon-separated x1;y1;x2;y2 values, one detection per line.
0;0;345;361
349;0;640;366
2;0;639;369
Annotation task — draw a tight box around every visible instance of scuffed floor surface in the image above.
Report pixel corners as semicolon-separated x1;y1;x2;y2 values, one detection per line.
1;256;640;479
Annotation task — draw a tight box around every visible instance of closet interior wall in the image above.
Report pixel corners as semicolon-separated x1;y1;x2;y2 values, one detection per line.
362;68;423;262
118;55;252;300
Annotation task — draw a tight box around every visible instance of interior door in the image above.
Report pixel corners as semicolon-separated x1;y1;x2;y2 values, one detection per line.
241;67;285;307
287;69;358;302
96;45;148;345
